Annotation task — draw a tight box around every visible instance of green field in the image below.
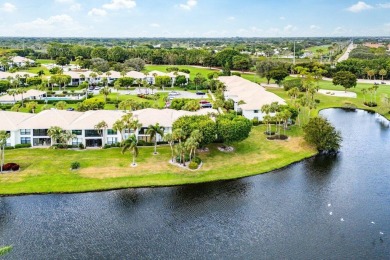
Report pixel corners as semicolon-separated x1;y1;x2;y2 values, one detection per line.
0;126;316;195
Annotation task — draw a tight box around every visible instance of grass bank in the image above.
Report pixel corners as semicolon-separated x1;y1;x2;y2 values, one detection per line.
0;126;316;195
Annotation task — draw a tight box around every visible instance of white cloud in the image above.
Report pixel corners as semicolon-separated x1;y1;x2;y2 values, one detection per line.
70;3;81;11
333;26;346;35
179;0;197;10
150;23;160;28
55;0;82;12
227;16;235;21
279;16;285;20
0;2;16;12
310;25;320;30
88;8;107;16
284;24;297;33
377;3;390;8
347;1;373;12
103;0;136;10
55;0;74;3
11;14;86;37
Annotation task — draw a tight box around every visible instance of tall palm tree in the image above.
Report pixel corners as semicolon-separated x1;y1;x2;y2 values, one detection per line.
172;128;186;144
163;133;175;162
0;131;10;173
113;119;125;142
361;88;367;103
379;69;387;81
61;131;76;146
94;121;108;137
175;142;187;166
146;123;165;154
185;137;198;161
47;126;63;145
121;134;139;167
17;88;26;107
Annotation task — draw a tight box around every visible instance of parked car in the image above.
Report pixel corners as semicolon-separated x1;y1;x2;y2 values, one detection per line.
66;108;75;111
88;86;94;90
196;91;205;95
381;82;386;85
94;87;101;91
169;91;180;96
374;82;379;85
201;103;212;108
199;100;210;104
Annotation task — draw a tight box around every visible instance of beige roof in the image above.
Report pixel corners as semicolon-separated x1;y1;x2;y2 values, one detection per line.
12;56;35;64
104;70;121;79
218;76;285;110
148;70;167;77
126;71;146;79
0;111;34;131
18;109;84;130
0;89;46;103
167;71;190;78
0;71;37;79
69;110;126;130
132;108;217;127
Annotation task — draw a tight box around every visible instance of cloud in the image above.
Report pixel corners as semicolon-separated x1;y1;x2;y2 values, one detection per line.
55;0;81;12
179;0;197;10
347;1;373;12
310;25;320;30
11;14;86;37
150;23;160;28
88;8;107;16
279;16;285;20
377;3;390;8
284;24;297;33
227;16;235;21
0;2;16;12
102;0;136;10
333;26;346;35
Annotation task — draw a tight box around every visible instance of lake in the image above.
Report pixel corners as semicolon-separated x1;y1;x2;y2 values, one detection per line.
1;109;389;259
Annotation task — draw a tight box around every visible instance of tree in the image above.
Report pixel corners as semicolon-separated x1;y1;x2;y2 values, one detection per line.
56;56;70;67
193;73;206;90
61;131;76;145
55;101;67;110
269;69;289;86
332;71;357;92
47;126;63;145
379;69;387;81
155;76;171;91
25;101;38;113
303;117;342;153
216;114;252;145
232;55;252;71
113;119;125;141
94;121;108;138
361;88;367;103
146;123;165;154
99;86;111;102
0;131;10;173
256;60;279;84
163;133;175;162
124;58;145;71
121;134;139;166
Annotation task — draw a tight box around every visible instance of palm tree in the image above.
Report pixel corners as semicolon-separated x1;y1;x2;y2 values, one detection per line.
121;134;139;167
175;142;187;166
61;131;76;146
136;78;142;93
172;128;186;144
100;86;111;102
94;120;108;137
362;88;367;103
185;137;198;161
47;126;63;145
113;119;125;142
0;131;10;173
146;123;165;154
163;133;175;162
7;89;18;103
17;88;26;107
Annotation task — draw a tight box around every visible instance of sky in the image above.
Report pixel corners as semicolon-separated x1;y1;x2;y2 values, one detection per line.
0;0;389;37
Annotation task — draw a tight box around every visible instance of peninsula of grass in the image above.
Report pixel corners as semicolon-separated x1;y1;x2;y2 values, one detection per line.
0;126;316;195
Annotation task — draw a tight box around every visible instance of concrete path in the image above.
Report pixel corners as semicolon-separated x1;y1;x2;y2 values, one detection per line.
318;89;357;98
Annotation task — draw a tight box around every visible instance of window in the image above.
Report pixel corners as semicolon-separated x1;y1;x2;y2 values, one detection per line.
72;138;82;146
20;129;31;135
72;130;82;135
20;137;31;144
124;129;134;134
107;129;116;135
85;130;100;137
254;110;259;113
107;137;118;145
33;129;48;136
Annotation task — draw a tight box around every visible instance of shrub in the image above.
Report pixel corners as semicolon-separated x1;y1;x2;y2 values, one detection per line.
15;144;31;149
231;72;241;77
78;143;85;149
193;157;202;164
188;161;199;170
71;161;80;170
176;154;190;163
314;99;320;104
364;102;377;107
267;135;288;140
252;117;260;126
2;163;20;171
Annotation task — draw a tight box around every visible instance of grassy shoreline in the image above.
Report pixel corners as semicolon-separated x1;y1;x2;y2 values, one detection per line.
0;126;317;196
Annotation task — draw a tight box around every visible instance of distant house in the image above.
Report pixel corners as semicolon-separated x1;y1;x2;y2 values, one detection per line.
218;76;286;120
10;56;35;67
0;89;46;104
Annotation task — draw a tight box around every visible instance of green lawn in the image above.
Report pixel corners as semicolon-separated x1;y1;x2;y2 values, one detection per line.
0;126;316;195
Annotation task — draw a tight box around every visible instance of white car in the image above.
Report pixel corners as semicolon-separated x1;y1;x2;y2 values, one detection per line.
169;91;180;96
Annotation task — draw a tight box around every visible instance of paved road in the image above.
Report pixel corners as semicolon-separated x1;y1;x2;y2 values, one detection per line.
337;42;356;63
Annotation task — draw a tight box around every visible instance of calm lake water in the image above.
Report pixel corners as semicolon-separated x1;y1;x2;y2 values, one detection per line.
1;109;389;259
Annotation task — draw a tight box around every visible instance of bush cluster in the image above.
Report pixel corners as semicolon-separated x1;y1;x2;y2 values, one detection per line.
70;161;80;170
2;163;20;171
188;161;199;170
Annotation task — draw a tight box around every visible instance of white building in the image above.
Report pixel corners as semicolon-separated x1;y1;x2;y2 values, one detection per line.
0;108;217;148
10;56;35;67
0;89;46;104
218;76;286;120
